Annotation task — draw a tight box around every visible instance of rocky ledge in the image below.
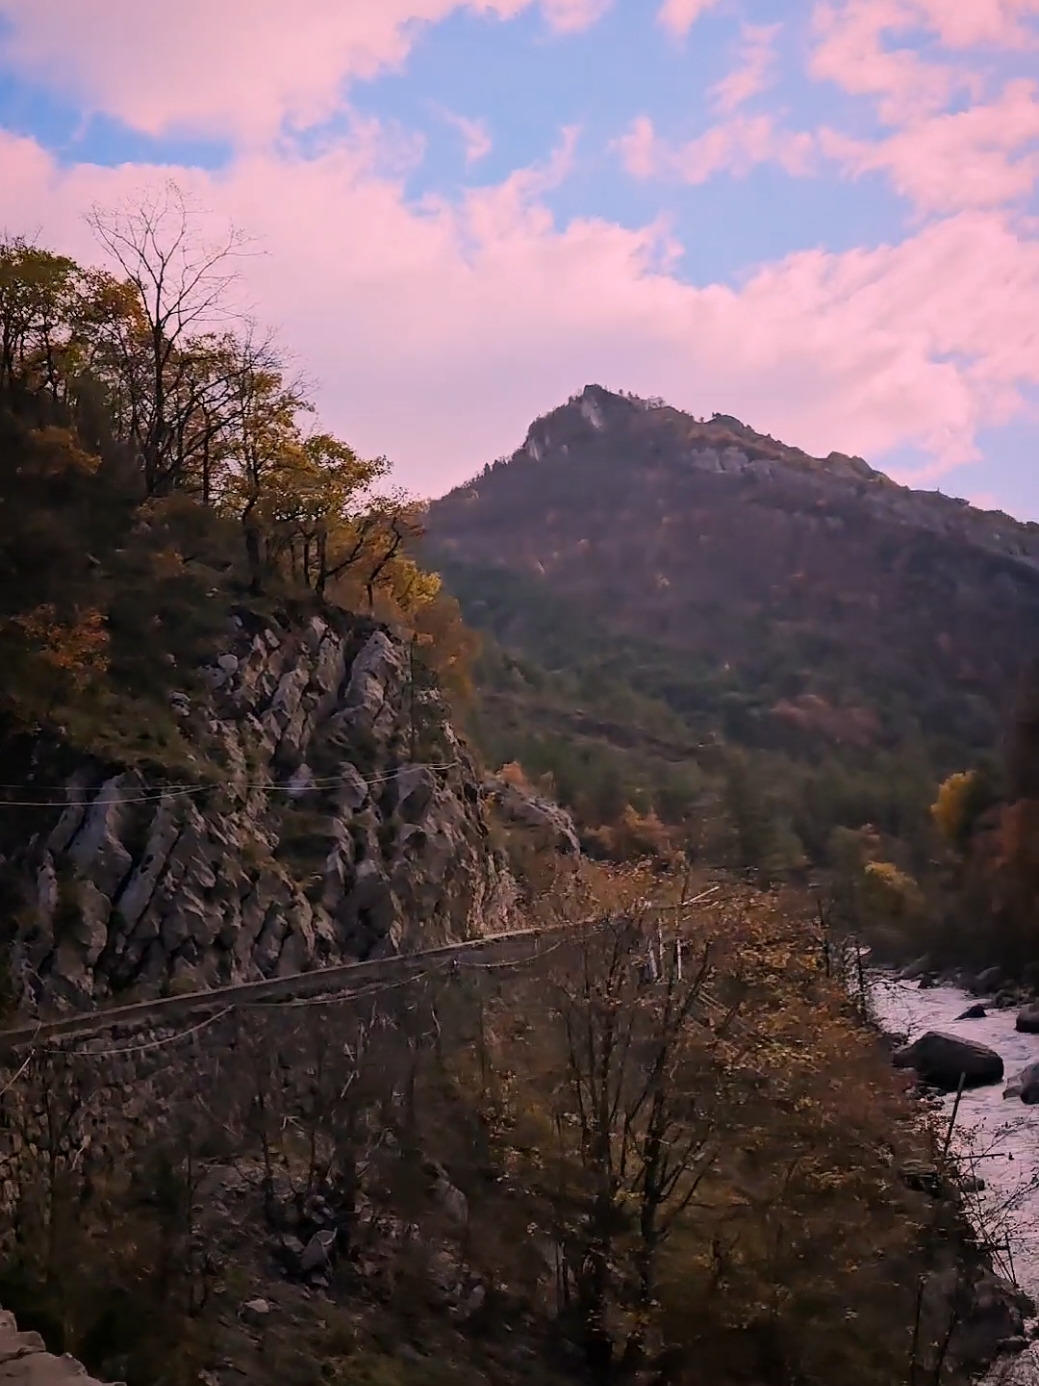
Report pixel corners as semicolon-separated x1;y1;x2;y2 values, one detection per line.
0;1308;111;1385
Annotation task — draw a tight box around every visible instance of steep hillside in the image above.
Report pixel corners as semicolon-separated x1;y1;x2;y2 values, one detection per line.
426;385;1039;872
0;234;531;1015
2;605;518;1010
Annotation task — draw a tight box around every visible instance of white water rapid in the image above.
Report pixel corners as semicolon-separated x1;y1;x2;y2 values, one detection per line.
873;976;1039;1384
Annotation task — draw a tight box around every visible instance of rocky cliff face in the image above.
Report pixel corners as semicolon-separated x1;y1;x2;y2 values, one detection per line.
5;605;518;1008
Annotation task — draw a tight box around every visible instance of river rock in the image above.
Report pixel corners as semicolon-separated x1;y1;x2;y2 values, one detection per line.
971;965;1004;995
1004;1061;1039;1103
892;1031;1004;1090
952;1272;1034;1367
900;955;933;981
956;1003;987;1020
1015;1003;1039;1033
997;1336;1029;1354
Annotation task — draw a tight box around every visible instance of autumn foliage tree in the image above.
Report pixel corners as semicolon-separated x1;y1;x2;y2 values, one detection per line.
920;663;1039;973
0;189;465;750
456;867;954;1385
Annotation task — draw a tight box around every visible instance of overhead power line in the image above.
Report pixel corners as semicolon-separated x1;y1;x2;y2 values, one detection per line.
0;759;461;809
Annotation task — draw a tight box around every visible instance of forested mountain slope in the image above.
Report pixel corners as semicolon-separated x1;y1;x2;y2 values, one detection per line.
426;385;1039;874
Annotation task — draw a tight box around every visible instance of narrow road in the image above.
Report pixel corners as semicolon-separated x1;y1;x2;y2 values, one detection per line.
0;922;583;1053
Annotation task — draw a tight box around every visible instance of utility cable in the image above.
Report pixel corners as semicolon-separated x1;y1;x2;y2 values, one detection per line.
0;759;461;809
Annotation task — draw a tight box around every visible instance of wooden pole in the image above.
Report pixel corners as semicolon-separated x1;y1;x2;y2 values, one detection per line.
855;937;868;1020
908;1274;925;1386
940;1073;966;1172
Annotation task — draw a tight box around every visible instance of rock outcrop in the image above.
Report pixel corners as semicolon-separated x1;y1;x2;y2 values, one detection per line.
483;777;581;856
0;1309;110;1385
4;606;518;1007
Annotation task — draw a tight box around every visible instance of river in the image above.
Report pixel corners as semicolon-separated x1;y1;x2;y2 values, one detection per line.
872;975;1039;1384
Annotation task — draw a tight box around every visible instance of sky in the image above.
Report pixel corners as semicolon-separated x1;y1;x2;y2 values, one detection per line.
1;0;1038;516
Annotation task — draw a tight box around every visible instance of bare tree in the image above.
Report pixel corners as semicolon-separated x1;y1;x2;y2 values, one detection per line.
86;181;252;494
526;899;727;1377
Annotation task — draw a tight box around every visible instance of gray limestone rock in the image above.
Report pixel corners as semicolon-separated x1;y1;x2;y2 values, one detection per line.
485;776;581;855
7;610;523;1002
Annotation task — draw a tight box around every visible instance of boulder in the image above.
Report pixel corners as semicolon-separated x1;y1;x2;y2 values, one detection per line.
239;1298;273;1327
950;1272;1033;1368
956;1003;987;1020
1016;1003;1039;1033
1003;1061;1039;1103
900;955;933;981
270;1232;305;1275
971;965;1004;995
892;1031;1004;1091
299;1228;337;1274
426;1162;468;1226
997;1336;1029;1354
337;630;407;738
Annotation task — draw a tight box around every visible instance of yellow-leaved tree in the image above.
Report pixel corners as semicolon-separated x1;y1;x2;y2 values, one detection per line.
931;770;982;850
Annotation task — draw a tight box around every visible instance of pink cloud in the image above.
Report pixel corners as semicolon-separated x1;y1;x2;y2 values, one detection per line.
908;0;1039;48
438;109;494;164
540;0;614;32
656;0;722;41
810;0;1039;123
615;113;817;183
0;0;604;142
613;116;659;178
809;0;976;123
709;23;783;115
821;78;1039;212
3;128;1039;496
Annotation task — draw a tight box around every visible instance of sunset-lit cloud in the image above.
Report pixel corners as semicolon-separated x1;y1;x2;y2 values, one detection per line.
5;123;1037;496
437;108;494;163
656;0;722;41
1;0;1038;514
820;79;1039;213
709;23;782;114
615;113;817;184
0;0;603;140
